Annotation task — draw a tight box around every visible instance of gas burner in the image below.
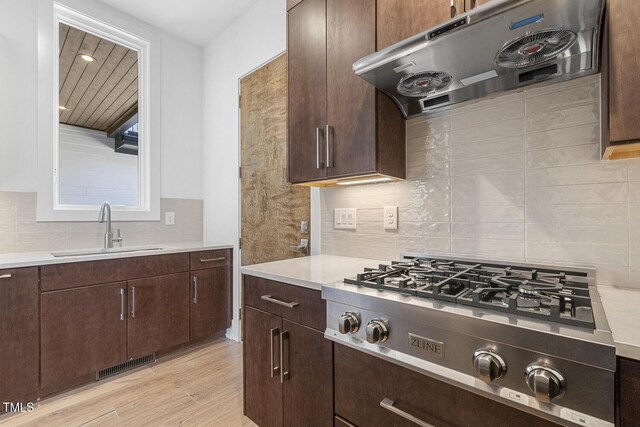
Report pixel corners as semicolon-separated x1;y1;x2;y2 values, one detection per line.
344;255;595;329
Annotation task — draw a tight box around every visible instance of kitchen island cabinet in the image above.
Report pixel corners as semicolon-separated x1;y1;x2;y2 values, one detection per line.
0;267;39;411
242;275;332;427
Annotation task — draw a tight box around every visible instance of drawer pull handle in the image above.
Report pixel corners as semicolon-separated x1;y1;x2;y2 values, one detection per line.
200;257;226;263
0;274;12;279
270;327;280;378
380;398;434;427
261;295;299;309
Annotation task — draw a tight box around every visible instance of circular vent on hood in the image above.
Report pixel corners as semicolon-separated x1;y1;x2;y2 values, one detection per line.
397;72;453;97
495;29;577;69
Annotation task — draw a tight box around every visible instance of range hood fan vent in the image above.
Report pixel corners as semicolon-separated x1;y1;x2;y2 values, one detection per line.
495;28;577;69
397;72;453;97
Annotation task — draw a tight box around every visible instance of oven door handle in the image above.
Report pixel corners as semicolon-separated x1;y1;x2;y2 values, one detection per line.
380;398;435;427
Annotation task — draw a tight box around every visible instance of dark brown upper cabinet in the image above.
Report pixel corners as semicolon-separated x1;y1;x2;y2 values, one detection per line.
289;0;415;185
602;0;640;159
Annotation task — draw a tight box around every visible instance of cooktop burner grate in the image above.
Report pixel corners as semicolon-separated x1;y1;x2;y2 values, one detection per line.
344;256;595;329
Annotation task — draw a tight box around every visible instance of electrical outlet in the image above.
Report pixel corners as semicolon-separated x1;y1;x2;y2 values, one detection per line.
165;212;175;225
384;206;398;230
334;208;356;230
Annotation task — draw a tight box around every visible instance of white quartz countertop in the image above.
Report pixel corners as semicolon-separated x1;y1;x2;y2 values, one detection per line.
0;242;233;269
240;254;387;291
598;286;640;361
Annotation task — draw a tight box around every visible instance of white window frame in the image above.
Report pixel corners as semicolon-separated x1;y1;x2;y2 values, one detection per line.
37;0;161;221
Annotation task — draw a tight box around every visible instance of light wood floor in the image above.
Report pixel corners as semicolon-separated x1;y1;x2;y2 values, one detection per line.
0;339;257;427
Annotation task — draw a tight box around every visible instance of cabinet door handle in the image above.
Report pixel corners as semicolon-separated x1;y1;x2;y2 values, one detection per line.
316;127;323;169
130;286;136;318
450;0;456;17
0;274;12;279
280;330;290;383
380;398;434;427
261;295;299;309
270;327;280;378
199;257;225;263
471;0;477;8
119;288;125;321
193;276;198;304
325;125;333;168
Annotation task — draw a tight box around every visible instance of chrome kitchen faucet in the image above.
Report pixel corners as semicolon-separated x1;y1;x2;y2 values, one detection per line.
98;201;123;249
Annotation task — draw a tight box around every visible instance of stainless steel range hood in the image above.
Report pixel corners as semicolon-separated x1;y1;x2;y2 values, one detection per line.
353;0;605;118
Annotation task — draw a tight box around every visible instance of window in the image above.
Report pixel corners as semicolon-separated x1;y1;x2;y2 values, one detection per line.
37;0;161;221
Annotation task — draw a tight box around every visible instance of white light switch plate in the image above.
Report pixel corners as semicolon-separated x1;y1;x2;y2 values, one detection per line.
165;212;175;225
334;208;356;230
384;206;398;230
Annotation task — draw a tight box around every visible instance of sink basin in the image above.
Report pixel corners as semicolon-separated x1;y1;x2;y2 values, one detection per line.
51;246;168;258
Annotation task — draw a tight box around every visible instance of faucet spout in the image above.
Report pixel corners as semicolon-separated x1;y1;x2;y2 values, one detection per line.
98;201;113;249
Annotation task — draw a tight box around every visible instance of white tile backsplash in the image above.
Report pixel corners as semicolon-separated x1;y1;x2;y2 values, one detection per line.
320;75;640;289
0;192;203;254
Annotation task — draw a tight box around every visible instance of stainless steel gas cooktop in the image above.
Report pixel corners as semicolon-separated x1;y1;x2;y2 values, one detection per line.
323;254;616;427
344;255;596;329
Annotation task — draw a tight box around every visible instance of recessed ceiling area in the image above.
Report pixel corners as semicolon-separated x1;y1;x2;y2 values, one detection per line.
58;24;138;133
96;0;260;46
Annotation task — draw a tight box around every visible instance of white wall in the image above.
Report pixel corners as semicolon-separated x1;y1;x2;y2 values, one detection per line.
202;0;287;340
0;0;38;192
160;34;203;200
0;0;204;200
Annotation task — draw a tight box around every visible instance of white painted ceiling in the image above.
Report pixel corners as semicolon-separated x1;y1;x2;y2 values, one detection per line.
97;0;260;46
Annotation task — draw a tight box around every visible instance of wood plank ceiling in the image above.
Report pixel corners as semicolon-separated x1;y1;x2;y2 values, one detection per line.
58;23;139;132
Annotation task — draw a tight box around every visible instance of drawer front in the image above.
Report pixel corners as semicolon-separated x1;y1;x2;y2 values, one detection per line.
243;274;325;331
335;344;560;427
41;253;190;292
190;249;232;271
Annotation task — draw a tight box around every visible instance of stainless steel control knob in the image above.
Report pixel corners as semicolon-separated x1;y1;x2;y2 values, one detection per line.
365;319;389;344
525;364;566;403
473;350;507;382
338;312;360;334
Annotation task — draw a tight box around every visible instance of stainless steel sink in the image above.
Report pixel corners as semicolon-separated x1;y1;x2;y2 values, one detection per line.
51;246;168;258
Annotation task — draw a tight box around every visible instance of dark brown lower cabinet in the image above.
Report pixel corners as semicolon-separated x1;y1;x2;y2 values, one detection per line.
243;306;333;427
244;307;283;427
191;266;232;340
41;281;127;395
127;272;190;359
334;344;559;427
0;268;39;409
618;357;640;426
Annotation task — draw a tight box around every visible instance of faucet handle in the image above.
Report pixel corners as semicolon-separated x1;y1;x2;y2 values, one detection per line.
113;229;123;246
